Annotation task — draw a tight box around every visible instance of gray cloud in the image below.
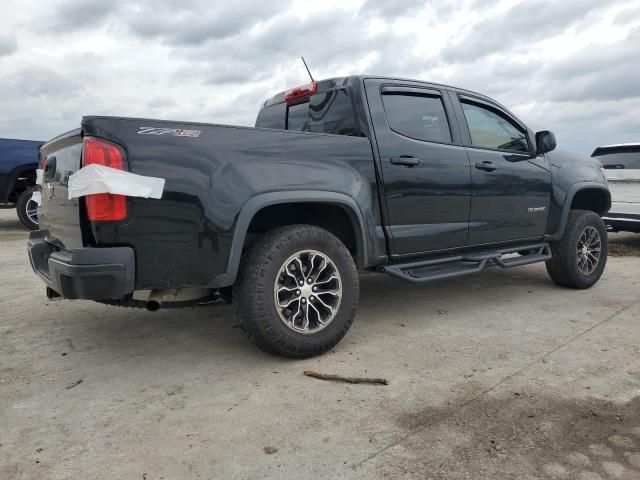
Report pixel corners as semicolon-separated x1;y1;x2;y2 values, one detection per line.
550;28;639;78
122;1;291;45
0;35;17;57
546;29;640;102
1;0;636;156
45;0;120;31
164;8;427;89
42;0;290;45
613;5;640;25
435;59;538;102
359;0;479;21
359;0;429;18
146;97;177;109
442;0;608;62
526;98;640;153
0;66;83;101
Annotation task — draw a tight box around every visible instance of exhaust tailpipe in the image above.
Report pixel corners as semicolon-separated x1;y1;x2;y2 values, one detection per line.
145;291;163;312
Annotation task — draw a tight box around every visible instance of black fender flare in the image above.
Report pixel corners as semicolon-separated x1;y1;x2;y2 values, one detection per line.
211;191;368;287
545;182;611;241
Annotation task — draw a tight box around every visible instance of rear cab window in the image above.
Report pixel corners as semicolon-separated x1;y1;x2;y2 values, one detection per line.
286;90;358;135
255;80;361;137
254;103;285;130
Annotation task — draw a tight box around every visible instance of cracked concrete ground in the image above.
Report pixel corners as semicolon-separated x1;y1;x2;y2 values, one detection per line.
1;208;639;480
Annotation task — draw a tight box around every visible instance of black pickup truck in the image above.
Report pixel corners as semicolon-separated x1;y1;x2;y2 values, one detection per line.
28;75;611;357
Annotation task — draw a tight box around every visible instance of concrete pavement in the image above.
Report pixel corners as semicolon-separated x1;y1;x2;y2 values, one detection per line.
1;208;639;479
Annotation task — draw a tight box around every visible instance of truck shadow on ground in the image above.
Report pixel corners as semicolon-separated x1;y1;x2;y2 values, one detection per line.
609;232;640;257
78;267;555;361
386;386;640;479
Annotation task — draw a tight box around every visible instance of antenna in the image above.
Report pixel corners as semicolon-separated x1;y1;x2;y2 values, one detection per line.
301;57;315;82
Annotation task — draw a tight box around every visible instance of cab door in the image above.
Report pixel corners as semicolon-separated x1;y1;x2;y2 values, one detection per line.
364;79;471;256
450;93;552;246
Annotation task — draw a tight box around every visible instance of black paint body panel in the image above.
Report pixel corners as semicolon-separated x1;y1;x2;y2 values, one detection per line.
363;78;472;254
82;117;383;289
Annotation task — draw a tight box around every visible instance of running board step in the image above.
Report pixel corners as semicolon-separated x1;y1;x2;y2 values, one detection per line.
383;243;551;284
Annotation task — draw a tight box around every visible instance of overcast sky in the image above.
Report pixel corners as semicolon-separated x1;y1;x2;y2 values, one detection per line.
1;0;639;153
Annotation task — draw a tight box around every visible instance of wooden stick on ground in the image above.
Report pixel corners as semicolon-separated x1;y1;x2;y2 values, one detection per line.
303;370;389;385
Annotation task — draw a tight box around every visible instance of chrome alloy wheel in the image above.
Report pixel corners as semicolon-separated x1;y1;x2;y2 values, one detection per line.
25;193;38;226
273;249;342;334
576;226;601;275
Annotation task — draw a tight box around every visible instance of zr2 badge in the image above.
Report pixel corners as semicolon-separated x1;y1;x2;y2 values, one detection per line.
137;127;201;138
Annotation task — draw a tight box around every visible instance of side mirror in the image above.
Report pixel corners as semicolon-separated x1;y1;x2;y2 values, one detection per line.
536;130;557;155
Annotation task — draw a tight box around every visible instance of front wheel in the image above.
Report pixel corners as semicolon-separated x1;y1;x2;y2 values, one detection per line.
233;225;359;358
16;186;39;230
546;209;607;289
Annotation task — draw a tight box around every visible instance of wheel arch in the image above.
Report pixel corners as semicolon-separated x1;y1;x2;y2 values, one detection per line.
546;183;611;241
214;191;368;287
4;164;38;203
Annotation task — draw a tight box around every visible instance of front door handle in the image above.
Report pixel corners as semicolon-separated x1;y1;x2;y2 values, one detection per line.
390;156;420;167
475;161;496;172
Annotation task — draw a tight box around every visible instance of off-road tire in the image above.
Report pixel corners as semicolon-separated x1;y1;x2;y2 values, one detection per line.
233;224;359;358
546;209;607;289
16;186;38;230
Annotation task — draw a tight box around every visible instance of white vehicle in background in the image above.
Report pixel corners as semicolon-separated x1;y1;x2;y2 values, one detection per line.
592;143;640;233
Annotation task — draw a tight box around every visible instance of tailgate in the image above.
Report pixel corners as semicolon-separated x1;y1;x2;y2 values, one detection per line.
38;129;84;249
605;169;640;205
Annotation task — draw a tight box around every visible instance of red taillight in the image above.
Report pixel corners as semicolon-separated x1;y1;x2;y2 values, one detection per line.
284;82;317;103
82;137;127;221
38;153;46;170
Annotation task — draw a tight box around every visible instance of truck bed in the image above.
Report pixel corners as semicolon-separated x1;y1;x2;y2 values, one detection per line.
38;116;381;290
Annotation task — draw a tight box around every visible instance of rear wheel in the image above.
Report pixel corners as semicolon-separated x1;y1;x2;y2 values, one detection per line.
233;224;359;358
546;209;607;289
16;186;39;230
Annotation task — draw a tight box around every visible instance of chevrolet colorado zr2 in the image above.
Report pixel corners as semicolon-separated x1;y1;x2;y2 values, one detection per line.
28;75;611;358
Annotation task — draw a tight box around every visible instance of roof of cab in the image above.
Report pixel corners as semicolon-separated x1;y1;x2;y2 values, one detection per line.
261;74;511;114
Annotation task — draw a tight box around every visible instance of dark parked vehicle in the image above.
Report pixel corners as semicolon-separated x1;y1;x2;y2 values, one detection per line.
592;143;640;232
0;138;44;229
28;75;611;357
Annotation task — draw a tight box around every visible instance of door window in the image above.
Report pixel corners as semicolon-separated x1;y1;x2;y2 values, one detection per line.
461;101;528;153
382;93;452;143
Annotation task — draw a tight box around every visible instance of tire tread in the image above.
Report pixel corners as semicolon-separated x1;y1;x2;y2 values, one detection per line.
16;186;38;230
546;209;607;289
233;224;359;358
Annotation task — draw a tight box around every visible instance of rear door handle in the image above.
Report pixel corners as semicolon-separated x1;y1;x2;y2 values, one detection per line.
390;156;420;167
475;161;496;172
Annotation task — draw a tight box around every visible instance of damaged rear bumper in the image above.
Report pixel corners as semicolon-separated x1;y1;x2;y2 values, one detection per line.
27;230;135;300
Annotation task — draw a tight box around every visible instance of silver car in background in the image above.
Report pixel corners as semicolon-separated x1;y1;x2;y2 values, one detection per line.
593;143;640;233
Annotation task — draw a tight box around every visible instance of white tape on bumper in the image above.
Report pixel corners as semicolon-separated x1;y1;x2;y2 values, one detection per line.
67;164;165;200
31;191;42;205
36;169;44;186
